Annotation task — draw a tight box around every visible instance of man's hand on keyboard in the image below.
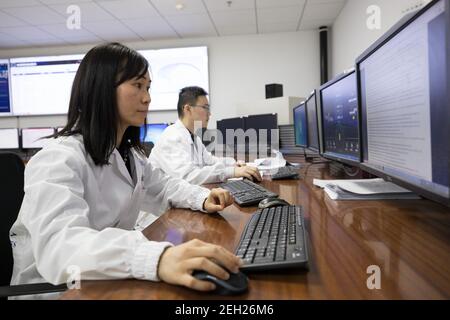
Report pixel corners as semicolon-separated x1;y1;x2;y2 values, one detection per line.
203;188;234;213
234;165;262;182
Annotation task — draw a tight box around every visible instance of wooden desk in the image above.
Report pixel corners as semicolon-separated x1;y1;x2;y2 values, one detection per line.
61;159;450;299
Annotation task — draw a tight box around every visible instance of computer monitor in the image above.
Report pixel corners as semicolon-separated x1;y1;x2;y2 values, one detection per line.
244;113;278;148
140;123;169;145
357;0;449;206
10;54;84;116
305;90;320;152
293;102;307;148
0;59;11;116
21;128;55;149
319;70;360;165
0;128;19;149
216;117;245;146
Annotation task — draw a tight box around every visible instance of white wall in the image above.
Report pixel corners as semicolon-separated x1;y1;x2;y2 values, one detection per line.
0;30;321;129
331;0;431;77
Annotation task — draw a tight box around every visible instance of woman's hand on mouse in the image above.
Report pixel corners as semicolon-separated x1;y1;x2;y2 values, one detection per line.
157;239;243;291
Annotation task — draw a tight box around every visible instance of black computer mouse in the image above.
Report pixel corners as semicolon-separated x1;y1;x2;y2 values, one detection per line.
192;270;248;296
258;197;290;209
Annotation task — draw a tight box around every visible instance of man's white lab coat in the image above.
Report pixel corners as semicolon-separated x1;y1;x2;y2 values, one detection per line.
9;135;210;294
149;120;236;185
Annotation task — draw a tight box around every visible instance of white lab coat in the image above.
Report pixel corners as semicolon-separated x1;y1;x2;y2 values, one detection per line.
149;120;236;185
9;135;210;296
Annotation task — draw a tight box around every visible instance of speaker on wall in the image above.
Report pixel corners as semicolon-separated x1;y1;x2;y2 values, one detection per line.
265;84;283;99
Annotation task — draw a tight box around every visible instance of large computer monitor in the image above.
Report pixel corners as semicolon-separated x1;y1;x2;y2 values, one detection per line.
10;54;84;116
0;128;19;149
357;0;449;206
21;128;55;149
305;90;320;152
217;117;246;146
244;113;278;147
0;59;11;116
140;123;169;145
319;70;360;165
293;102;307;148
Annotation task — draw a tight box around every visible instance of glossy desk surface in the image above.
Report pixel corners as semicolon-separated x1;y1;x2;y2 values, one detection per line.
61;158;450;299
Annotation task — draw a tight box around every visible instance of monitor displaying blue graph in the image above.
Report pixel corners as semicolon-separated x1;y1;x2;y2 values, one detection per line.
293;103;307;148
0;59;11;115
320;70;360;164
140;123;169;145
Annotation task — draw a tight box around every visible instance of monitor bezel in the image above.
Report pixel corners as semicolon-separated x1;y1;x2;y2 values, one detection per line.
293;102;308;148
305;90;320;153
355;0;450;207
318;69;361;166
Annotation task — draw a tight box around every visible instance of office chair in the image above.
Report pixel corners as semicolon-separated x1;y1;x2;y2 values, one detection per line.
0;153;66;298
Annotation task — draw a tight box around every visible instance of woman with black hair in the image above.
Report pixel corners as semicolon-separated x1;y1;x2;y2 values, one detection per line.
10;43;241;298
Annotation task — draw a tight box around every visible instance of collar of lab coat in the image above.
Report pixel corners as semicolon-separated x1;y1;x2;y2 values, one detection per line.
174;119;196;145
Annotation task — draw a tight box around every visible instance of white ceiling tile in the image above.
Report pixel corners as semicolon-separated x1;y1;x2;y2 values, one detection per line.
25;38;71;46
210;9;256;27
96;0;160;19
49;2;116;22
299;18;333;30
0;32;29;47
256;0;305;8
39;23;98;39
3;6;66;25
0;0;41;8
257;6;303;24
217;24;257;36
150;0;206;15
203;0;254;12
0;11;29;27
302;1;345;21
39;0;93;4
258;21;298;33
63;34;103;45
83;20;140;41
122;17;178;39
165;13;216;37
0;26;58;40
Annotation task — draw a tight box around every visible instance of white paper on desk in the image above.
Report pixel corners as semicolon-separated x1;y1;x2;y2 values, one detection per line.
323;184;421;200
314;178;363;189
314;178;414;195
251;150;287;171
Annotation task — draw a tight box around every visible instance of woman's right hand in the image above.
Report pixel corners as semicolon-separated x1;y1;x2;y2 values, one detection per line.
157;239;243;291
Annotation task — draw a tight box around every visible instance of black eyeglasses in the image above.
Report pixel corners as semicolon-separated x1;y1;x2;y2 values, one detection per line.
191;104;211;113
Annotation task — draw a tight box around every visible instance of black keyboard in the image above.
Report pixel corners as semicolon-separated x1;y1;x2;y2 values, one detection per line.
220;179;278;206
235;206;308;271
270;166;300;180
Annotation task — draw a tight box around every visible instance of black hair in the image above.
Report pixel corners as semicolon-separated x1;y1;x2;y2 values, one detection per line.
177;86;208;118
54;42;148;165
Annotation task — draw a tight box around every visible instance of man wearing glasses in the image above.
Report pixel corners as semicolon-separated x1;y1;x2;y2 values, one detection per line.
149;86;261;185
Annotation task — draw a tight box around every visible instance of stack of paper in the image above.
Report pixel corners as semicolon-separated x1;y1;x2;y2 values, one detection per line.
313;178;421;201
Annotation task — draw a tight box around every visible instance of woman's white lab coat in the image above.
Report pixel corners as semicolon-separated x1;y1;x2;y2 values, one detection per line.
149;120;236;185
9;135;210;290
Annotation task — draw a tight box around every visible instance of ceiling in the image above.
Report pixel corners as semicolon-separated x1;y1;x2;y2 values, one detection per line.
0;0;346;49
